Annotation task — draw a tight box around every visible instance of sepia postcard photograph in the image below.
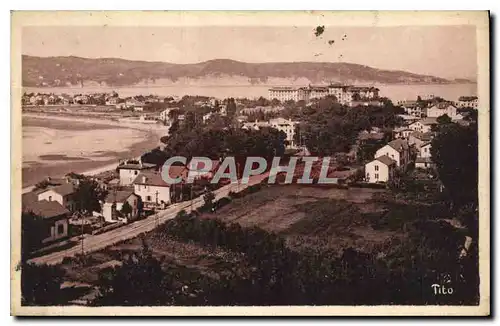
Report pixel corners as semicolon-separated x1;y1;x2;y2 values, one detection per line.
10;11;490;316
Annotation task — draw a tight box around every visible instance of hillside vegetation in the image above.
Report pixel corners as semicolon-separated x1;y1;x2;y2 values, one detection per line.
22;55;455;87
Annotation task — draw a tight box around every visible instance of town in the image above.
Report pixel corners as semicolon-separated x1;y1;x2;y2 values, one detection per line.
21;84;479;306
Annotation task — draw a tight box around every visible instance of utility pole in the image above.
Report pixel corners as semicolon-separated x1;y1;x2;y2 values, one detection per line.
236;162;240;193
155;190;159;226
80;212;84;257
190;184;194;213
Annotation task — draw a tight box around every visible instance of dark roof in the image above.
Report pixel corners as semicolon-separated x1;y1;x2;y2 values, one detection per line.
414;117;438;126
387;139;409;152
433;102;456;110
133;171;171;187
40;183;76;197
458;96;478;101
410;131;434;142
358;131;385;141
105;190;137;203
23;199;69;219
416;157;433;164
375;155;396;166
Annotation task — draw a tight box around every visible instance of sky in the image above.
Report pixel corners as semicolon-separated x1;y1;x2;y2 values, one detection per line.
22;25;477;79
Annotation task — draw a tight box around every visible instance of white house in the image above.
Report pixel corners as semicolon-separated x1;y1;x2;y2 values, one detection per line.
375;139;411;168
409;118;438;133
269;118;299;148
399;101;425;118
426;103;462;120
37;183;77;212
133;171;172;207
365;155;396;183
456;96;478;109
22;192;70;245
419;142;432;158
102;190;141;223
393;127;413;139
415;142;435;170
117;160;156;185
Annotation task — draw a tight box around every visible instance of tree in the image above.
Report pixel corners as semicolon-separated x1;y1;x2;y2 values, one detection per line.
436;114;452;125
21;212;45;260
73;178;108;215
431;123;478;214
121;201;133;217
93;240;175;305
21;263;66;306
203;191;216;210
226;98;237;118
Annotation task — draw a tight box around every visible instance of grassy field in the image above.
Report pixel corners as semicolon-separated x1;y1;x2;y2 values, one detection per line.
200;184;398;253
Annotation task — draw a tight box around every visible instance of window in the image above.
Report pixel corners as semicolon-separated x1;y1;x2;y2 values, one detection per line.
146;196;152;201
375;165;379;171
48;196;52;201
375;173;379;179
57;224;64;235
134;170;138;175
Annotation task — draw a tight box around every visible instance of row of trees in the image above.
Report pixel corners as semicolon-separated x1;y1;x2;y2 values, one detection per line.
294;97;400;155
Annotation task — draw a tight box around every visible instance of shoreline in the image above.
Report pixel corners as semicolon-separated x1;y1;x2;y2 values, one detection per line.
22;113;165;191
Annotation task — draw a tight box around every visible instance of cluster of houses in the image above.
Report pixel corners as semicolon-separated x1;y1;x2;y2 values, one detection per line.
21;156;228;248
362;112;456;184
268;84;381;106
398;96;477;119
21;92;176;110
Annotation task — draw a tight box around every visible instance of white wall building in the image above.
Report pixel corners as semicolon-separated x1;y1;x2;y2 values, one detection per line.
375;139;411;168
102;190;141;223
408;118;438;133
117;161;156;185
269;117;299;148
133;171;172;207
415;142;434;169
456;96;478;109
426;103;462;120
365;155;396;183
37;183;76;212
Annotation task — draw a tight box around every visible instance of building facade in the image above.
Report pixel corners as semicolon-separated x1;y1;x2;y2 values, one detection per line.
133;171;172;207
365;155;396;183
375;139;410;168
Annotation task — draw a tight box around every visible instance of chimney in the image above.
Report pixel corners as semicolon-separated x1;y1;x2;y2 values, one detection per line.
142;176;147;183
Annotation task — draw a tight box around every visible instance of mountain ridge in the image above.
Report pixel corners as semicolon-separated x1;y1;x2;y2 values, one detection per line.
22;55;474;88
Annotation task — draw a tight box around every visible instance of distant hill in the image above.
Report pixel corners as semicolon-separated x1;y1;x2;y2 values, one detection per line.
22;55;456;88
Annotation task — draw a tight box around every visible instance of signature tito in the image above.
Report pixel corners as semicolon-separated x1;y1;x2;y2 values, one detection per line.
431;283;454;295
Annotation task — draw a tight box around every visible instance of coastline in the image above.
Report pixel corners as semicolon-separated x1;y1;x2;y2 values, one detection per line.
22;113;165;191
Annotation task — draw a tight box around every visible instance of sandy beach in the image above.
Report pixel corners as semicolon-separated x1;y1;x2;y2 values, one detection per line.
22;113;167;189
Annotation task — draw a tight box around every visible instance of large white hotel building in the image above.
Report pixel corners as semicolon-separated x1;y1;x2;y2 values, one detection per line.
268;84;380;106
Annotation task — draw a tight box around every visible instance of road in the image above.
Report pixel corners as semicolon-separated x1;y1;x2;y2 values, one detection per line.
29;172;269;266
